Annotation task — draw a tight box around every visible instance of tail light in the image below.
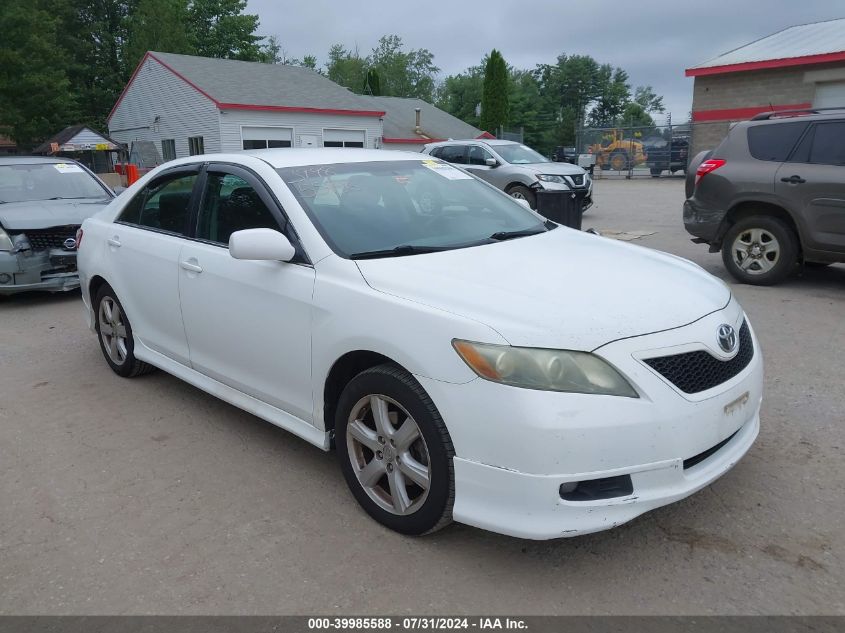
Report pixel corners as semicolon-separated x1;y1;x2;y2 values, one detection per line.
695;158;726;187
75;227;84;250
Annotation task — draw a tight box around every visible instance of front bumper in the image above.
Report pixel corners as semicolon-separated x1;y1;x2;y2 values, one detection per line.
0;249;80;295
417;298;763;539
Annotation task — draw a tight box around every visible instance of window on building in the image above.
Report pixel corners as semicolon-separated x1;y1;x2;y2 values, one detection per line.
118;172;197;235
241;127;292;151
161;139;176;162
323;129;366;148
188;136;204;156
747;122;807;162
242;139;292;150
196;172;281;244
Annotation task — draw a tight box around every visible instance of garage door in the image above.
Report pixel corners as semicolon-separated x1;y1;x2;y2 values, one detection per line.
813;82;845;108
324;129;366;148
242;126;292;150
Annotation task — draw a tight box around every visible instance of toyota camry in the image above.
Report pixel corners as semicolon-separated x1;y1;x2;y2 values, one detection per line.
77;149;763;539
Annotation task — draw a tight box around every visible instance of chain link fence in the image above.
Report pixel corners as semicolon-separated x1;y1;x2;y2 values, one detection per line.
572;120;697;178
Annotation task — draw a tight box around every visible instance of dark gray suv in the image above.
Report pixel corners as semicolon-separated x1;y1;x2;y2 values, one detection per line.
684;109;845;285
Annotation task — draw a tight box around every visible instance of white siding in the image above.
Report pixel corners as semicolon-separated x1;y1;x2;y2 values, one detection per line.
218;109;382;152
109;56;221;160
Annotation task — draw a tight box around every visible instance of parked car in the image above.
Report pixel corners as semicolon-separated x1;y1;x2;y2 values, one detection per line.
0;157;115;295
78;149;762;540
421;140;593;212
551;146;577;164
644;136;689;176
684;108;845;285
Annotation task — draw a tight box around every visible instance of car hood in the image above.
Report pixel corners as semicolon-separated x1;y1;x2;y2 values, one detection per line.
515;162;585;176
355;229;730;351
0;198;113;230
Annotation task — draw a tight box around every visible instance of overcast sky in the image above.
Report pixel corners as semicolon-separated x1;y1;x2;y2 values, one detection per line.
247;1;844;121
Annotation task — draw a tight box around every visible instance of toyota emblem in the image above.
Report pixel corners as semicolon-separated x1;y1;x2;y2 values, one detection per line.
63;237;77;251
717;324;738;353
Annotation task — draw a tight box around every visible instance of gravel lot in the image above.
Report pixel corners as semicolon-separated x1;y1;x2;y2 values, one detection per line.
1;177;843;615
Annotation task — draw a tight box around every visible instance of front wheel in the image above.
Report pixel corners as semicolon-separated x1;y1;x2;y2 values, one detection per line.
336;364;455;535
721;216;798;285
508;185;536;209
650;168;662;177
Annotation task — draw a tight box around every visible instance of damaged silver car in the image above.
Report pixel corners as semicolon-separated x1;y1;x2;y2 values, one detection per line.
0;157;115;295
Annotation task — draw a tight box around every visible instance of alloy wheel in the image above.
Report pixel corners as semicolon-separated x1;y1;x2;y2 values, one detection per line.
510;191;527;200
731;227;781;275
346;394;431;516
98;296;128;365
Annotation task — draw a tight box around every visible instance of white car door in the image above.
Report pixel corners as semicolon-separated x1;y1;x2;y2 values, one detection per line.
177;164;316;422
106;166;201;365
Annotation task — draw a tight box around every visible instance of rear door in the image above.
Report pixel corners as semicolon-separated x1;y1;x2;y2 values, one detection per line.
106;166;200;365
177;164;316;421
775;121;845;254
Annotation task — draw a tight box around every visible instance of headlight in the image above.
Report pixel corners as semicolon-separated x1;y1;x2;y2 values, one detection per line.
0;227;13;252
453;340;638;398
537;174;566;184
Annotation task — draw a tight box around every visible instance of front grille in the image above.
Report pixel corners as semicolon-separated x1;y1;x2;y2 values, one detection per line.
18;225;80;251
644;320;753;394
683;430;739;470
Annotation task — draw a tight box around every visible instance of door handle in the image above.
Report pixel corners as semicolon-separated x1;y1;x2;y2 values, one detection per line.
180;260;203;273
107;236;121;247
780;175;806;184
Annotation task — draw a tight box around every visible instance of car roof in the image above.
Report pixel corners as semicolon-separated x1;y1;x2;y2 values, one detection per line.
0;156;81;166
425;139;519;147
240;148;429;168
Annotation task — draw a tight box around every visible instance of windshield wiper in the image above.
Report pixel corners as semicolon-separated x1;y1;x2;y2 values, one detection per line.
489;226;550;241
45;196;95;200
350;244;452;260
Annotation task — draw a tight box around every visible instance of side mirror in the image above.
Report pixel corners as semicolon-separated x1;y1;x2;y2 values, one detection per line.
485;158;498;167
229;228;296;262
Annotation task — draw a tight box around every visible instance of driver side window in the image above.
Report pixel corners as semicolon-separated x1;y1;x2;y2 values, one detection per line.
468;146;494;166
196;172;281;245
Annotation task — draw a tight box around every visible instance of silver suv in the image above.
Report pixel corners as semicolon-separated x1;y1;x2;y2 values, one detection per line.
421;140;593;212
684;108;845;285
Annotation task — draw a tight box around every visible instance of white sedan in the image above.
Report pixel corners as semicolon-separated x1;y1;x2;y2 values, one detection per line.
77;149;763;539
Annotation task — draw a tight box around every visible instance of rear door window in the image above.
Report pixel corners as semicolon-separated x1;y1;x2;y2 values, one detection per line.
437;145;468;164
747;122;808;161
118;172;198;235
806;121;845;165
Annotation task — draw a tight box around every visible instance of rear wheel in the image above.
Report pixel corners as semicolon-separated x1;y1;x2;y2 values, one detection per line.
609;150;629;171
94;284;155;377
650;168;662;177
508;185;536;209
721;216;798;285
336;363;455;535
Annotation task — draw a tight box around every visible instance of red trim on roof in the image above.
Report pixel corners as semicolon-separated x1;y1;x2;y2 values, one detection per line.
382;137;444;144
692;102;813;122
217;103;385;117
686;51;845;76
108;51;387;123
476;131;496;139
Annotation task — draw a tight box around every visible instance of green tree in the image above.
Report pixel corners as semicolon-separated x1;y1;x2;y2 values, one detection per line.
301;55;318;71
325;44;367;91
435;63;484;128
126;0;191;67
479;49;508;134
363;68;381;96
187;0;261;60
258;34;282;63
633;85;665;114
0;0;77;147
368;35;438;101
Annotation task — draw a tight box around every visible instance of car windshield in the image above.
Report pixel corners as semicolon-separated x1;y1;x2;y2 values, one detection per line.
0;163;110;204
278;160;550;258
494;144;550;164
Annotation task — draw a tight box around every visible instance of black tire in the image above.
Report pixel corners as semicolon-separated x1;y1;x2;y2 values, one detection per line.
508;185;536;209
720;216;799;286
609;150;630;171
650;168;662;177
336;363;455;536
94;284;155;377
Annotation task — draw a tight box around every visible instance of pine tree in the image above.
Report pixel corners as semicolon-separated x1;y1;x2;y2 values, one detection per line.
479;49;509;135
